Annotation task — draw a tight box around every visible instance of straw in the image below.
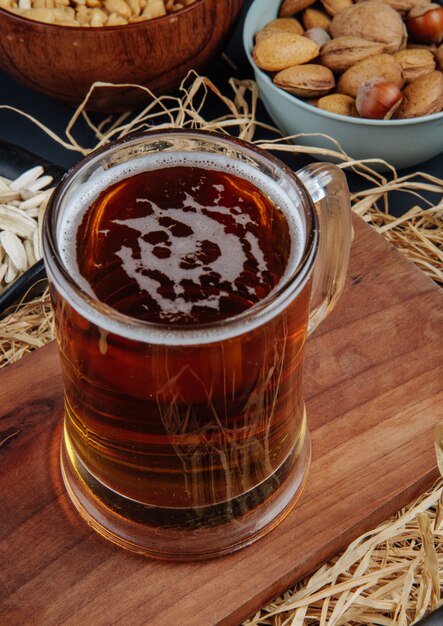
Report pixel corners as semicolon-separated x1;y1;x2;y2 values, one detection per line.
0;74;442;624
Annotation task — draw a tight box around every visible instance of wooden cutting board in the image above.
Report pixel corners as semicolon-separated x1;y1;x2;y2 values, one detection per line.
1;215;442;626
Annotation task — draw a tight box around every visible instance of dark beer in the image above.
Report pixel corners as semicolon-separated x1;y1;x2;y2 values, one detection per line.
76;166;292;324
51;150;311;553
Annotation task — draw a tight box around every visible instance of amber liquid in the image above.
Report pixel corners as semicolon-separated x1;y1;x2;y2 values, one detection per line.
54;166;310;529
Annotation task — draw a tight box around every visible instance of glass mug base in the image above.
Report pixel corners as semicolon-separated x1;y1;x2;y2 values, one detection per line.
60;410;312;561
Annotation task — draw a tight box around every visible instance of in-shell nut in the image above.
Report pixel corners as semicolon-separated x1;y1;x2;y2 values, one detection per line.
319;36;386;73
274;63;335;97
356;77;403;118
253;33;319;72
356;0;432;14
252;0;443;121
395;69;443;117
279;0;316;17
304;27;331;47
302;6;331;31
320;0;353;16
405;4;443;44
255;17;304;44
330;1;407;53
317;93;358;115
337;53;404;97
394;48;436;81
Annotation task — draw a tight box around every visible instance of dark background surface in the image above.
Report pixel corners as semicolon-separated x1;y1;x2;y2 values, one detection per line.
0;0;441;201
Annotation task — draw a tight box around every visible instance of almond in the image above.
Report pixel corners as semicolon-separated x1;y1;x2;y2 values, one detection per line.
274;63;335;97
253;33;320;72
302;6;331;31
406;4;443;45
317;93;358;115
320;0;353;16
255;17;304;44
394;48;436;81
356;0;431;14
406;42;438;53
330;2;407;54
279;0;316;17
337;53;404;97
395;69;443;117
319;36;386;73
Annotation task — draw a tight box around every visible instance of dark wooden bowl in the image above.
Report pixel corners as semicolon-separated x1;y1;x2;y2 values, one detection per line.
0;0;244;112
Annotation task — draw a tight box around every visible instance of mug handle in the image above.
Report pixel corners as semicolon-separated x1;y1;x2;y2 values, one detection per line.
297;162;352;335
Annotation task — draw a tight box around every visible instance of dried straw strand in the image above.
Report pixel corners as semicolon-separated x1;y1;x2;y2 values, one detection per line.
244;478;443;626
1;73;440;285
0;288;54;366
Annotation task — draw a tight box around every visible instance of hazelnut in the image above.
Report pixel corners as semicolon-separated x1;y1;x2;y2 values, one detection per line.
406;4;443;44
355;77;403;118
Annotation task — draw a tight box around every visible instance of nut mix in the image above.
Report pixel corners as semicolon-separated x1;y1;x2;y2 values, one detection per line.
0;0;196;26
253;0;443;119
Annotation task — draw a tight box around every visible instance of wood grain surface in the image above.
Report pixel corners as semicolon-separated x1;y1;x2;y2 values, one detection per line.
1;215;442;626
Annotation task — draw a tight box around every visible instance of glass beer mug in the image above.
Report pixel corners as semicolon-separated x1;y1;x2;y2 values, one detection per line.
43;130;352;560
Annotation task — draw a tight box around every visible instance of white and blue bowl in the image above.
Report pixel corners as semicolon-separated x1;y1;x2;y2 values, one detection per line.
243;0;443;170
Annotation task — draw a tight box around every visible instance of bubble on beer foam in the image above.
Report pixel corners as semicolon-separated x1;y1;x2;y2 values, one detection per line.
112;194;255;320
58;153;307;345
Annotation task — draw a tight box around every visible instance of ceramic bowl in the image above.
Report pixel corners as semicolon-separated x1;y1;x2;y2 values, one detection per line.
243;0;443;170
0;0;244;112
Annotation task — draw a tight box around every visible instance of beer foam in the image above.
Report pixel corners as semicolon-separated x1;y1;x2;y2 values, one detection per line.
57;153;308;345
113;197;252;319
